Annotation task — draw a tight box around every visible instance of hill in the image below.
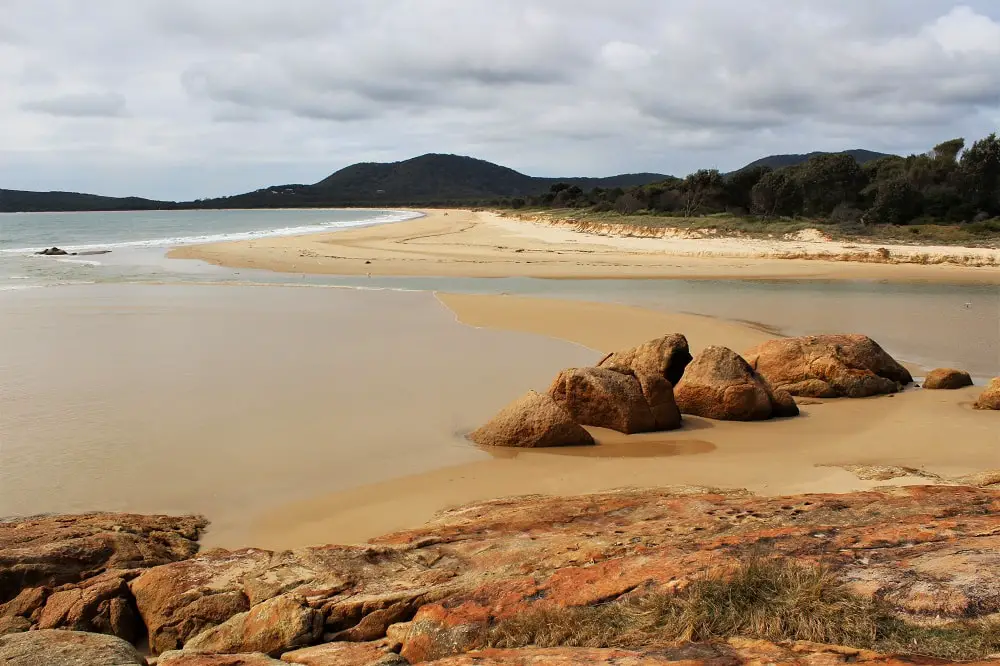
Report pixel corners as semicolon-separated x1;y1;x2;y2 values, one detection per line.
203;154;669;208
734;149;894;173
0;189;172;213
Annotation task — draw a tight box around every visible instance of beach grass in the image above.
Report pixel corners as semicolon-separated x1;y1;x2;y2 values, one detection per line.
487;556;1000;660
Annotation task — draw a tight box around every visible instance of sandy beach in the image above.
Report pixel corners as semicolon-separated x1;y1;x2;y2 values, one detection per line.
169;208;1000;283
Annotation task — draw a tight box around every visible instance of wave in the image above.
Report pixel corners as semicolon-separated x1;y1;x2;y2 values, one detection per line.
55;258;103;266
0;210;424;255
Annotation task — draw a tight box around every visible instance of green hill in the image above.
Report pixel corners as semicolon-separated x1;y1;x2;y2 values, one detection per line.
734;149;894;173
0;189;171;213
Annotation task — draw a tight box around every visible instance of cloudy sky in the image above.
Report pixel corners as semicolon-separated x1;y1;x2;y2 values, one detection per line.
2;0;999;200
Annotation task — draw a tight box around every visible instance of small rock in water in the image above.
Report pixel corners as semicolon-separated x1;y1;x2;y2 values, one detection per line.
36;247;70;256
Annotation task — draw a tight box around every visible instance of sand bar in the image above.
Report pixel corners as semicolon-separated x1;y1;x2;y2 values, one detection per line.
169;209;1000;283
250;293;1000;549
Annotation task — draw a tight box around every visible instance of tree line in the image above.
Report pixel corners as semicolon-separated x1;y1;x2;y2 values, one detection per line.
497;133;1000;226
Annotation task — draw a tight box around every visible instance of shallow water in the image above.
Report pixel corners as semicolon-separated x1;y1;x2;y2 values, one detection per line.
0;283;598;544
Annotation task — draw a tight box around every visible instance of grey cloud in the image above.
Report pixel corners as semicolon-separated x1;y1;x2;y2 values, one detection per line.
21;91;127;117
2;0;1000;200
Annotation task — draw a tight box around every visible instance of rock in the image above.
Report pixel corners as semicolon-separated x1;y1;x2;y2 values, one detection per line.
468;390;594;448
158;652;285;665
548;367;660;433
672;346;788;421
129;485;1000;662
0;629;147;665
37;570;143;643
635;373;683;430
280;641;395;665
0;513;206;639
744;335;912;398
923;368;974;390
597;333;692;386
417;640;933;665
36;247;70;255
974;377;1000;410
771;388;800;417
184;593;323;656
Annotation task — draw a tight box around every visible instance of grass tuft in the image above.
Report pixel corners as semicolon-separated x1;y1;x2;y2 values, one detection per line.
486;556;1000;661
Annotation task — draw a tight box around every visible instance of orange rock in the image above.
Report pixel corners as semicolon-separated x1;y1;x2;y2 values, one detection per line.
744;335;912;398
974;377;1000;410
280;641;398;665
158;652;284;665
673;346;791;421
0;630;147;665
468;390;594;448
597;333;692;386
548;367;658;433
184;594;323;656
923;368;973;390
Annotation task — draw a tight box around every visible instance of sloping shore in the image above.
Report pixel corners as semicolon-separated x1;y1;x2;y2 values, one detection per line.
168;209;1000;283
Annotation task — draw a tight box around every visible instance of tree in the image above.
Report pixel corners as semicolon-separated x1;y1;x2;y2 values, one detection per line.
679;169;723;217
932;138;964;164
795;154;865;216
866;177;921;225
724;166;771;212
751;170;802;217
614;193;643;215
958;133;1000;217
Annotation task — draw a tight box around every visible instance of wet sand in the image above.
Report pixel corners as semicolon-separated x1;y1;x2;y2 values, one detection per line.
0;284;599;546
249;293;1000;549
169;209;1000;283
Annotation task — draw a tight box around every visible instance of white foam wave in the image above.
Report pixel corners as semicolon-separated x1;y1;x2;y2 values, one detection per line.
0;210;423;255
55;258;103;266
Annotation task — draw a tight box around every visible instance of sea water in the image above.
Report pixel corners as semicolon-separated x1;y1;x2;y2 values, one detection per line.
0;208;420;290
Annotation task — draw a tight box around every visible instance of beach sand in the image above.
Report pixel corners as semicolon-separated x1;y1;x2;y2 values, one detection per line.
168;208;1000;283
248;293;999;549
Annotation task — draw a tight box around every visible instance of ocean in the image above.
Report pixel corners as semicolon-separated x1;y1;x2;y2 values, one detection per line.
0;208;420;290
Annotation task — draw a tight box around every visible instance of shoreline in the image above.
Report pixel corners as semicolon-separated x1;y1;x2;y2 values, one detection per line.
246;292;999;549
167;208;1000;284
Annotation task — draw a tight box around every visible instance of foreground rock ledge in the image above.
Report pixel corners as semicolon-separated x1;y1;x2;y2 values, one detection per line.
4;485;1000;664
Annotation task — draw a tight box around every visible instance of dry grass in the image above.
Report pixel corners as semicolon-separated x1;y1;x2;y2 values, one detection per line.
486;556;1000;661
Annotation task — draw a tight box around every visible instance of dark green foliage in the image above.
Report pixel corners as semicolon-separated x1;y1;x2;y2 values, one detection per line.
0;189;172;213
516;131;1000;229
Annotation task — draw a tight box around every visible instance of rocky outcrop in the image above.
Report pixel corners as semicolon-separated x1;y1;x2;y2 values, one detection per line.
159;653;285;665
468;390;594;448
744;335;913;398
597;333;692;386
0;630;147;665
36;246;70;255
184;594;324;656
923;368;974;390
974;377;1000;410
0;513;206;640
548;367;671;433
280;640;402;665
673;346;795;420
417;640;927;665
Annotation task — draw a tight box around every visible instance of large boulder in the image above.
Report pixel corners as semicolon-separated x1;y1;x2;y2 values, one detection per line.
597;334;692;386
0;629;146;665
673;346;794;421
744;335;912;398
974;378;1000;410
0;513;206;640
923;368;974;390
184;593;324;656
548;367;660;434
468;391;594;448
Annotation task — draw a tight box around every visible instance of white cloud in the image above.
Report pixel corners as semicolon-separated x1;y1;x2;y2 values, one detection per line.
0;0;998;199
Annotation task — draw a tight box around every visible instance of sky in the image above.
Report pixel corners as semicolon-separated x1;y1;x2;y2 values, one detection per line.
2;0;1000;201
